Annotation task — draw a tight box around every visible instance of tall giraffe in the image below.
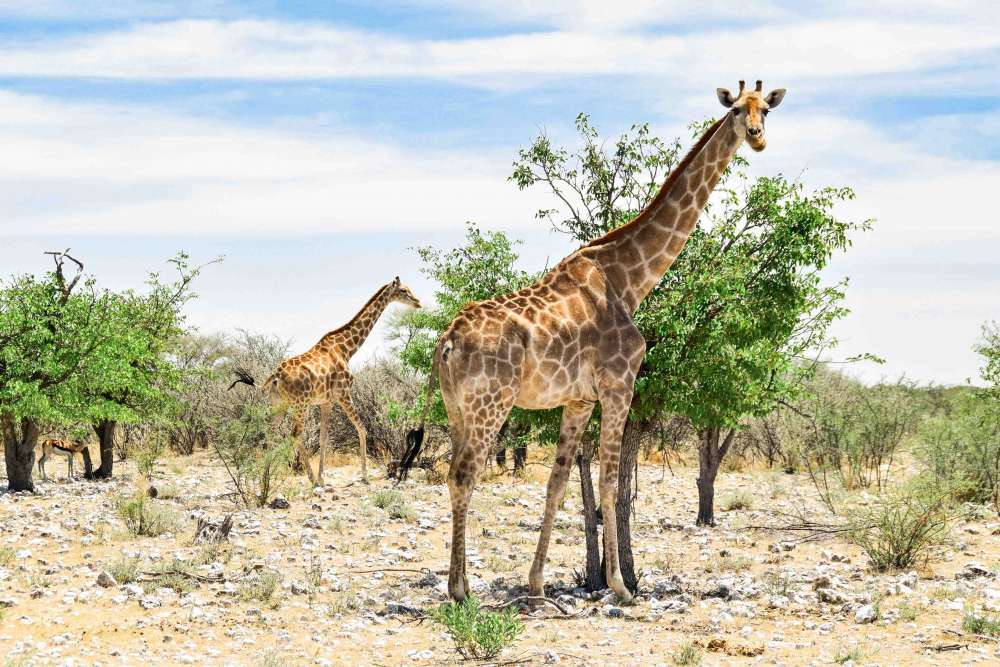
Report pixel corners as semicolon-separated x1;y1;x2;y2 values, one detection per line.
401;82;785;602
232;277;421;485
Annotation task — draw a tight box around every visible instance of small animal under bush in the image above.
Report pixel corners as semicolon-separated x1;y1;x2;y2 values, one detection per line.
432;596;523;660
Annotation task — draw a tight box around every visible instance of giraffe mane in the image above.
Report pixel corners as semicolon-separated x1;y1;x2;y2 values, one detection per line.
319;283;391;341
585;114;728;248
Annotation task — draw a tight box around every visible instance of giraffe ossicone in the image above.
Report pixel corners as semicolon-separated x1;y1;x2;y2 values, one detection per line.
232;277;421;486
401;82;786;604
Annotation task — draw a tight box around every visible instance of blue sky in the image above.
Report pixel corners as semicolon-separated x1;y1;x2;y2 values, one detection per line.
1;0;998;384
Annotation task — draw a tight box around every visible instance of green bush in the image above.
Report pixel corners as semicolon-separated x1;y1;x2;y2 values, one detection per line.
432;596;523;660
214;402;292;508
239;570;280;607
845;479;951;571
107;556;142;584
804;377;920;497
719;491;753;511
135;437;167;479
918;395;1000;510
370;489;415;521
114;493;178;537
963;611;1000;637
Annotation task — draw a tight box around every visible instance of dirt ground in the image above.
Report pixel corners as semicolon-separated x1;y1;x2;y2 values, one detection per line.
2;449;999;666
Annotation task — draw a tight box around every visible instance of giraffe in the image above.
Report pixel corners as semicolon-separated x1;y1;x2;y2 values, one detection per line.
399;81;785;602
232;277;421;486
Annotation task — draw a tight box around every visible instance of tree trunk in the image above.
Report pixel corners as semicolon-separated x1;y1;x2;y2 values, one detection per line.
2;415;40;492
696;426;737;527
576;437;605;591
609;416;643;593
513;443;527;474
91;420;117;479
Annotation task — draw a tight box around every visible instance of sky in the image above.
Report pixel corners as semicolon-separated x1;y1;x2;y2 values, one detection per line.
1;1;998;385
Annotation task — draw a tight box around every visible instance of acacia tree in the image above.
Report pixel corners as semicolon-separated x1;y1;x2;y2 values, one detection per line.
0;251;207;489
511;114;867;587
0;251;110;491
82;254;211;478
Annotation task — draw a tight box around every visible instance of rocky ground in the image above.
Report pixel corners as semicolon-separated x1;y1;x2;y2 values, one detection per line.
2;451;1000;666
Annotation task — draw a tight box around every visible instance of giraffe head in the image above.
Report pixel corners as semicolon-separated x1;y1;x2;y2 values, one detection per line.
716;80;785;152
388;276;422;308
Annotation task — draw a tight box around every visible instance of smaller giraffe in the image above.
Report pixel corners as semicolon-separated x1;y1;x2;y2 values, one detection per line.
231;278;421;485
37;437;89;481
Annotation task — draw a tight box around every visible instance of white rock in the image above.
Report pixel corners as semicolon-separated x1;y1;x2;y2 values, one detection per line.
855;604;877;624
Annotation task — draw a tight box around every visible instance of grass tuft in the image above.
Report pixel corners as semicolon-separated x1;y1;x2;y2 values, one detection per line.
671;643;702;666
963;611;1000;637
114;493;178;537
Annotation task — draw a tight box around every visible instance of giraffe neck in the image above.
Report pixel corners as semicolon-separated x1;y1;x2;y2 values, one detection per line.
318;283;394;360
588;113;743;312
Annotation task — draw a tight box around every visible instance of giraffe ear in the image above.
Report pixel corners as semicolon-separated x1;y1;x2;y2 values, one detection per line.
393;276;400;285
716;88;735;108
765;89;786;108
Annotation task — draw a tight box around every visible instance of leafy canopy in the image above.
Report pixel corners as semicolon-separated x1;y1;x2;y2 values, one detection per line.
0;252;210;431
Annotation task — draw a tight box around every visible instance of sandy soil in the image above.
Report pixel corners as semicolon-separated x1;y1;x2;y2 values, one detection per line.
2;450;999;666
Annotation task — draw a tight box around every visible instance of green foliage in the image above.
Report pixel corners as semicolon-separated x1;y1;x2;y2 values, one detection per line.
977;321;1000;390
963;611;1000;637
432;596;524;660
845;478;952;571
833;645;866;664
719;491;753;511
511;113;684;238
214;400;293;508
370;489;415;521
135;436;167;478
803;373;921;495
144;559;197;594
113;493;178;537
107;556;142;584
238;570;280;607
918;397;1000;508
915;331;1000;509
636;176;865;430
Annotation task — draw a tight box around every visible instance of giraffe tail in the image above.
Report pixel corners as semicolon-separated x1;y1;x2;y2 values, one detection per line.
395;337;448;483
227;365;258;391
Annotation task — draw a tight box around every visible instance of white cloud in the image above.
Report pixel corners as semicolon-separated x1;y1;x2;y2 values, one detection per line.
0;90;550;236
0;17;995;91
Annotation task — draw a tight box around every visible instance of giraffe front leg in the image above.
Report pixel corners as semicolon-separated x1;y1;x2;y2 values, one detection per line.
318;403;330;485
528;400;594;598
598;389;634;604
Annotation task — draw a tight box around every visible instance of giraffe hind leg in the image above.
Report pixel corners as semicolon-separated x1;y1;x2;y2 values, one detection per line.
446;394;512;601
337;395;368;483
290;409;317;487
318;403;330;484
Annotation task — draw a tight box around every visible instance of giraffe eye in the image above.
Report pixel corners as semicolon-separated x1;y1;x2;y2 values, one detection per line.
762;108;769;116
732;108;741;116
